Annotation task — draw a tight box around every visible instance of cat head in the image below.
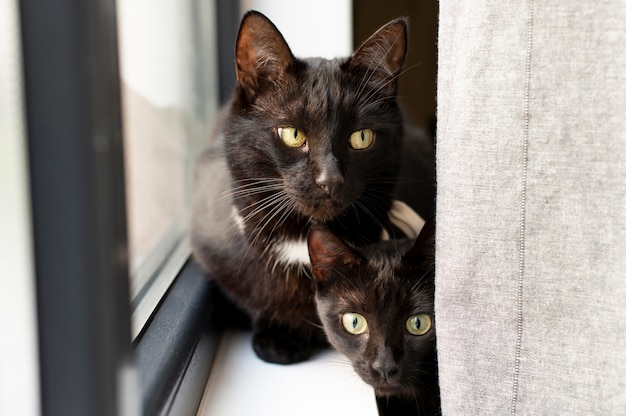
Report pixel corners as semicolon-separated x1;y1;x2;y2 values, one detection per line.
224;11;408;223
308;218;438;401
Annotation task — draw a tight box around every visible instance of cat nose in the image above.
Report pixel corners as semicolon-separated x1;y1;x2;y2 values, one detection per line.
371;363;399;381
315;172;343;196
371;347;399;381
315;165;344;196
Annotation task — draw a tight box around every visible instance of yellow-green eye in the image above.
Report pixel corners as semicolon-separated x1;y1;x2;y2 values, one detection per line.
341;313;368;335
406;314;432;336
349;129;374;150
277;127;306;147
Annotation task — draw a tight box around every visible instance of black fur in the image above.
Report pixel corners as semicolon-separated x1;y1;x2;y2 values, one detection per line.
308;218;440;415
190;11;435;364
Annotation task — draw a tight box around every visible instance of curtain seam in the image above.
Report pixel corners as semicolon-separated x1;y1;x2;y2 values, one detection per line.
511;0;534;414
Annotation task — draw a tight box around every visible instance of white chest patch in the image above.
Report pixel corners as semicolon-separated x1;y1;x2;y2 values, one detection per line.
273;238;311;267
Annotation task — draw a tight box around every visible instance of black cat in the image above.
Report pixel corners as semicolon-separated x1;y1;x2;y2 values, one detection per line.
190;11;435;364
308;218;439;415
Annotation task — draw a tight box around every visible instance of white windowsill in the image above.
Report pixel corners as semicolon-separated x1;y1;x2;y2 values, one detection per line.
197;330;378;416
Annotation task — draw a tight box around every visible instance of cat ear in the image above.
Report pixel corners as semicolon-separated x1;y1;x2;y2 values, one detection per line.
348;18;408;90
308;225;358;285
406;216;435;261
235;11;295;99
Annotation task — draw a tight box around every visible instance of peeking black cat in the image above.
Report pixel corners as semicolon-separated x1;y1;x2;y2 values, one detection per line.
190;10;435;365
308;218;440;415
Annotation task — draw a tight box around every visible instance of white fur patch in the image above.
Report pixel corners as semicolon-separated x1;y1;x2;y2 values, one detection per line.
231;206;245;233
381;199;426;239
273;238;311;267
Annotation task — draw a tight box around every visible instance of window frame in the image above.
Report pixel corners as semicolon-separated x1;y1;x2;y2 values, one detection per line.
20;0;132;413
20;0;240;413
131;2;242;413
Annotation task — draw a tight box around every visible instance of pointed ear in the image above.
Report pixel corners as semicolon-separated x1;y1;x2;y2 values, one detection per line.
307;225;358;286
348;18;407;90
405;216;435;261
235;11;295;99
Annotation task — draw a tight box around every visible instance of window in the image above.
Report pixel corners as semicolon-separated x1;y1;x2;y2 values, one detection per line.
1;0;40;413
116;0;219;338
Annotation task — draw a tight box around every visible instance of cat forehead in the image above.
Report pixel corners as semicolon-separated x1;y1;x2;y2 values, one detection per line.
294;58;350;97
303;56;344;71
317;248;434;314
361;239;412;267
362;246;434;300
329;273;433;317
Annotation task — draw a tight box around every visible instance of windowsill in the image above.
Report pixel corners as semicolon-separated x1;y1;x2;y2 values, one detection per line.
134;258;379;415
197;330;378;416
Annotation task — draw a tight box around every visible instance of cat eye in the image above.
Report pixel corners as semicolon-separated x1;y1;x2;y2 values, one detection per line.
341;313;368;335
405;314;432;336
277;126;307;148
349;129;375;150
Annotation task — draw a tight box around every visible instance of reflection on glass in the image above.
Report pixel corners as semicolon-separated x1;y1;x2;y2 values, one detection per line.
116;0;218;320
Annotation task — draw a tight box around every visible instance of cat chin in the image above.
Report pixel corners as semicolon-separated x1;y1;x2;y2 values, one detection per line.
365;373;419;399
295;199;350;222
357;371;405;398
374;385;421;401
373;384;405;398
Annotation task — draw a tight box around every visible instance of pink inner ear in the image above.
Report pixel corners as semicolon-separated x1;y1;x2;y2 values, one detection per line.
307;228;338;268
307;226;358;273
235;11;294;96
236;42;259;88
350;18;407;79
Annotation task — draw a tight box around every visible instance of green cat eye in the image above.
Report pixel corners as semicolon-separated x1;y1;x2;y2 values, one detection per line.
277;126;307;148
406;314;432;336
341;313;368;335
349;129;375;150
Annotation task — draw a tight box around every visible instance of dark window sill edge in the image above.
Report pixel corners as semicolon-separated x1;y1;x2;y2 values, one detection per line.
133;258;230;416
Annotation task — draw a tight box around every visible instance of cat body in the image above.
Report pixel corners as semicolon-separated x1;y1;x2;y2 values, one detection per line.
190;11;435;364
308;218;439;415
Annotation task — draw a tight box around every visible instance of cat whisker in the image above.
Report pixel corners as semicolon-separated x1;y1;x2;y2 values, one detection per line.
322;360;364;385
360;187;394;207
217;179;284;203
222;191;287;238
234;192;293;278
321;360;354;373
239;191;288;224
355;26;407;102
231;177;284;186
360;62;422;110
299;317;324;331
270;198;299;239
225;184;284;200
361;96;396;113
354;201;386;233
246;195;300;262
247;196;290;246
359;70;401;109
240;192;287;221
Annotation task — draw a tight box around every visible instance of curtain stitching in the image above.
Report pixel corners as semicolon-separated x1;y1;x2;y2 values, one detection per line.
511;0;534;414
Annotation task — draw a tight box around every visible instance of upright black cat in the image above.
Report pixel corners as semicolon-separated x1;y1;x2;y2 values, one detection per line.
308;219;439;415
190;11;435;364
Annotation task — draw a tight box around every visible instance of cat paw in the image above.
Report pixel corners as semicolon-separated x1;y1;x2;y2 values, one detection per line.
251;328;314;364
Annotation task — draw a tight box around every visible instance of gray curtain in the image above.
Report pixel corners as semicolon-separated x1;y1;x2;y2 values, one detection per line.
436;1;626;414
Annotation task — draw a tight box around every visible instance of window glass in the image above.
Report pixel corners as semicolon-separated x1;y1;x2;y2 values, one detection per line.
1;0;40;412
116;0;218;337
